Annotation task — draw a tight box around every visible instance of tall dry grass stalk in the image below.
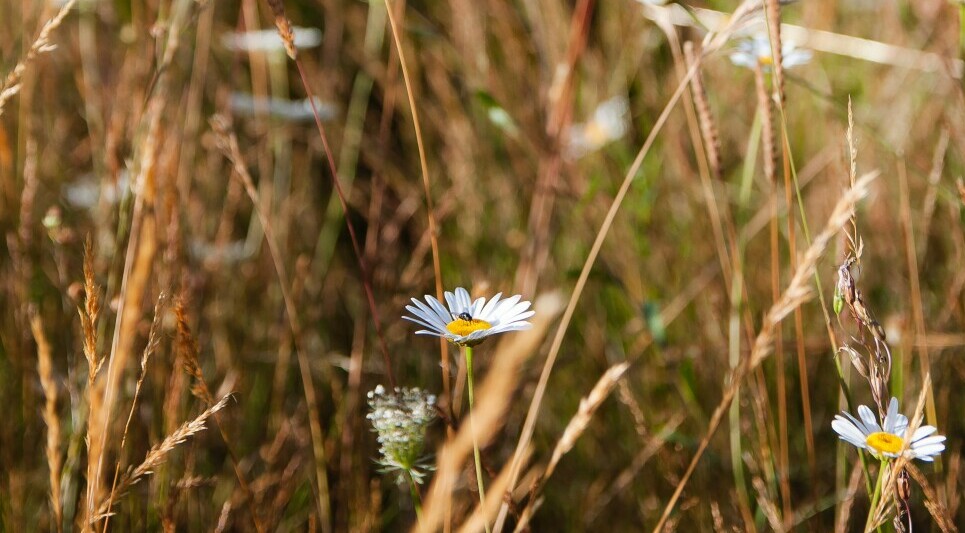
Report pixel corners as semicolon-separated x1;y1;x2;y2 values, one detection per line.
172;297;264;533
0;0;77;118
29;311;63;532
512;362;630;529
79;237;105;529
652;171;878;532
494;2;774;528
102;292;167;529
544;362;629;480
210;114;330;532
381;0;449;411
264;0;398;409
93;393;233;521
683;42;721;181
85;0;196;508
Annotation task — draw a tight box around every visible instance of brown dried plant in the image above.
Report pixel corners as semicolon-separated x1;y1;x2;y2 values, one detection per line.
0;0;78;117
29;311;63;532
93;393;233;522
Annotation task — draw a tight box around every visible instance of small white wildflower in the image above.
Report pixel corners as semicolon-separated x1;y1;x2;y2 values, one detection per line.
221;27;322;53
565;96;630;160
367;386;437;484
403;287;534;347
729;34;813;71
832;397;946;462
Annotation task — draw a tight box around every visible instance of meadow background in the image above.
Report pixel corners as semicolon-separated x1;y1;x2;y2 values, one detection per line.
1;0;964;530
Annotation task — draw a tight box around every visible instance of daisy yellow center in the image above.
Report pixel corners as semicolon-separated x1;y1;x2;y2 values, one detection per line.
866;432;903;455
446;318;492;337
759;55;774;66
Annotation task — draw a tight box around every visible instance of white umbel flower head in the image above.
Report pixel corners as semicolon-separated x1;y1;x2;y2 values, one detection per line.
831;397;946;462
367;385;437;484
729;34;813;71
403;287;534;347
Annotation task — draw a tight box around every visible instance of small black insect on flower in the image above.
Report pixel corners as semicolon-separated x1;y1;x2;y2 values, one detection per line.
457;311;473;322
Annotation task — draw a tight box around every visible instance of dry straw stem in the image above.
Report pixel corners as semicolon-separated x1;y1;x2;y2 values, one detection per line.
417;292;565;533
93;393;233;521
175;299;214;404
493;3;768;529
455;454;528;533
103;292;167;528
170;297;264;533
584;415;685;524
80;237;103;384
752;476;785;532
265;0;397;396
30;311;63;532
651;171;878;532
90;0;200;508
511;363;631;529
754;62;777;184
80;237;105;528
763;0;785;102
683;42;722;181
834;462;866;533
0;0;77;118
210;115;330;531
381;0;448;398
905;464;958;533
544;362;630;481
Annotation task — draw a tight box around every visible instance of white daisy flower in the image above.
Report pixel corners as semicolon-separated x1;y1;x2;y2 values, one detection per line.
831;397;946;462
403;287;534;346
729;34;813;71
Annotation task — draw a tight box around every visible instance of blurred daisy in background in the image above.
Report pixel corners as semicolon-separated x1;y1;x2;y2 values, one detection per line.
729;34;813;70
564;96;630;160
832;397;946;462
221;26;322;54
404;287;534;346
229;93;337;122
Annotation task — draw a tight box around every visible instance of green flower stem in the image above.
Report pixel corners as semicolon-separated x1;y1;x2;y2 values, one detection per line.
407;470;424;525
864;459;887;533
465;345;490;533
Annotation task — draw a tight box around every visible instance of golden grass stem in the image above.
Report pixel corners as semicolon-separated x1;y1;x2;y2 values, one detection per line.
494;4;772;525
210;116;330;532
93;394;233;521
30;311;63;533
381;0;449;397
0;0;77;118
102;292;167;531
897;159;940;464
651;172;877;532
492;63;698;532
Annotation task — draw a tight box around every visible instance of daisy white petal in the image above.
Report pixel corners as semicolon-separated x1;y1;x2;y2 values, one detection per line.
858;405;882;433
402;287;535;346
831;397;946;462
832;417;869;448
883;397;900;432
